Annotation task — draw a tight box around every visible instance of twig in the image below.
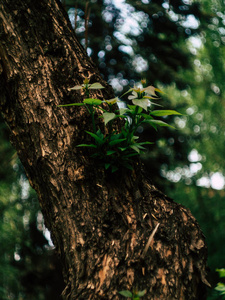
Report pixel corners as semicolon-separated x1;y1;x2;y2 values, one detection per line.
141;223;160;259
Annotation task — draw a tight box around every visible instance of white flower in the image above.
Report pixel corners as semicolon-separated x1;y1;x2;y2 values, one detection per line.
128;91;138;101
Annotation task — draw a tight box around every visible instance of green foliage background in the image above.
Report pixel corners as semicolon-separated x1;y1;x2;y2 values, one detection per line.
0;0;225;299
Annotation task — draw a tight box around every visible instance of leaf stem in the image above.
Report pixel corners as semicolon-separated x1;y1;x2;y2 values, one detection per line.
90;105;97;134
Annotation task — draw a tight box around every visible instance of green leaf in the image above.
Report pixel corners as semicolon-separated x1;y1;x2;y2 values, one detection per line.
91;153;101;159
96;129;105;139
150;110;181;117
118;147;127;151
118;290;133;297
110;133;123;140
216;269;225;278
106;150;117;155
83;98;102;105
111;165;119;173
136;290;146;297
141;113;153;119
58;103;85;107
126;105;143;114
138;141;153;146
89;82;105;89
133;143;147;150
130;145;140;153
105;97;119;105
103;112;116;125
149;102;163;107
121;128;129;137
132;99;149;111
127;105;136;111
85;131;104;145
215;283;225;292
109;138;126;146
123;152;139;158
143;95;156;100
131;135;139;142
137;106;143;114
119;108;129;115
129;143;148;153
121;88;133;98
69;85;83;90
144;119;175;129
76;144;97;148
105;163;111;170
121;162;133;170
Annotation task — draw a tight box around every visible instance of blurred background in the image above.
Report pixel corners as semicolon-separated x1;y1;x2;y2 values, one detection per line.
0;0;224;299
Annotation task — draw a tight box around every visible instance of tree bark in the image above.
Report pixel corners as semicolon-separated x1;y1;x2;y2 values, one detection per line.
0;0;209;299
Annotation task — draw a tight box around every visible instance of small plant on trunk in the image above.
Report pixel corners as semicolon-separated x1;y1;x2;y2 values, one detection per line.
59;77;181;172
118;288;146;299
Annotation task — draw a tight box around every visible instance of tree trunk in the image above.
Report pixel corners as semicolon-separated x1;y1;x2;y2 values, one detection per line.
0;0;209;299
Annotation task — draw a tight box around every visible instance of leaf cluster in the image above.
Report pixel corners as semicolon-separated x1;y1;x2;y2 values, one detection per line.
59;78;180;172
215;269;225;298
118;288;146;299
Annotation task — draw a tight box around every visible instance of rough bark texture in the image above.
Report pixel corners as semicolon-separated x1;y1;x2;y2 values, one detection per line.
0;0;209;299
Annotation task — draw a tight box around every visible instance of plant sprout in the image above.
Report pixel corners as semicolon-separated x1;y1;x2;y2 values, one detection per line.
59;77;181;172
